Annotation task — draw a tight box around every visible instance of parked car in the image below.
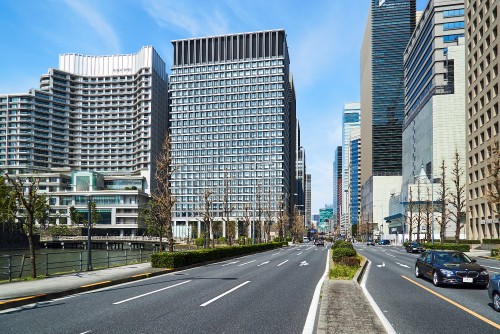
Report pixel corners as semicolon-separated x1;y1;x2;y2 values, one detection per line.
366;240;375;246
303;237;309;243
379;239;390;245
314;238;324;246
415;250;489;287
488;273;500;312
406;242;425;253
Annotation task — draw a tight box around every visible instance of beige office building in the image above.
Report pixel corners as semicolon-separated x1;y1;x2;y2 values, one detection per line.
466;0;500;239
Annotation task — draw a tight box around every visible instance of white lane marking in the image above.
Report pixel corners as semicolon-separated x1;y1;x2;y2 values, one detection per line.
361;262;397;334
277;260;289;267
306;246;314;251
221;261;239;267
238;260;256;266
272;253;280;256
386;254;396;258
485;265;500;270
200;281;251;307
302;248;329;334
79;331;91;334
396;262;410;268
376;262;385;268
297;252;303;255
113;280;191;305
299;261;309;267
257;261;269;267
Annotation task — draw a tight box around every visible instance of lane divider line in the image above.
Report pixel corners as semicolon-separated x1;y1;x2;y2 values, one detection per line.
360;261;397;334
200;281;250;307
277;260;288;267
302;248;329;334
238;260;256;266
80;281;112;288
297;252;303;255
113;280;191;305
401;275;500;330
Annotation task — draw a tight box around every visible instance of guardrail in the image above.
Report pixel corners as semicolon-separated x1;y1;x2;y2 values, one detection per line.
0;249;154;282
40;236;163;242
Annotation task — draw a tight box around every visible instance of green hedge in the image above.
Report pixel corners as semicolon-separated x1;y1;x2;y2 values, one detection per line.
331;247;357;262
422;243;470;252
491;249;500;256
151;242;286;268
332;240;354;250
483;239;500;244
443;239;481;244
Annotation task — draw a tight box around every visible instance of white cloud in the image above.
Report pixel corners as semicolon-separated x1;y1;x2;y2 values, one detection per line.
142;0;229;37
63;0;120;52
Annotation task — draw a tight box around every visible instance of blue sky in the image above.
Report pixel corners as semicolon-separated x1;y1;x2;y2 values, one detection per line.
0;0;427;215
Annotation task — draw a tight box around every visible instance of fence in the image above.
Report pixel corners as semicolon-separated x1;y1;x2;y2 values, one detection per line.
0;249;154;282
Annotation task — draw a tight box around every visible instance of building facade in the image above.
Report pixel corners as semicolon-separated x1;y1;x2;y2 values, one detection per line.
0;47;169;235
466;0;500;239
168;30;297;238
332;146;342;233
305;173;312;227
349;128;361;233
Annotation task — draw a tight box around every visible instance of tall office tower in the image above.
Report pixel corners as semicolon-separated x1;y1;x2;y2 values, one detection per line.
466;0;500;239
332;146;342;233
402;0;466;240
305;173;312;227
349;128;361;232
296;121;306;215
169;30;297;238
342;103;361;215
371;0;416;175
0;46;169;194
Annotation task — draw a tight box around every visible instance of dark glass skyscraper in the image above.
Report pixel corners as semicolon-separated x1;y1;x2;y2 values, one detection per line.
371;0;415;174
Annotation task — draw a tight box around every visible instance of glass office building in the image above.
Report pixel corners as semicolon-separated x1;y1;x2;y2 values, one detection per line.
371;0;416;174
169;30;297;235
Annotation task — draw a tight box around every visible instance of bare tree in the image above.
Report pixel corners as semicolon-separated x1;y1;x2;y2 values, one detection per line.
416;180;423;242
449;150;466;244
425;187;432;242
292;206;304;242
256;182;263;242
276;199;287;242
223;169;235;246
5;174;50;278
407;187;415;243
243;204;251;244
263;185;273;242
486;141;500;222
152;132;176;252
437;160;450;244
202;189;213;248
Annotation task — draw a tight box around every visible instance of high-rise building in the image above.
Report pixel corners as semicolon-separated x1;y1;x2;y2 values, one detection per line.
305;173;312;227
169;30;297;238
0;46;169;194
401;0;466;241
349;128;361;232
332;146;342;233
466;0;500;240
0;47;169;235
370;0;416;175
296;122;306;216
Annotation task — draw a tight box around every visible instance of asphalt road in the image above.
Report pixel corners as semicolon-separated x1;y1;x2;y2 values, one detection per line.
356;244;500;334
0;243;328;334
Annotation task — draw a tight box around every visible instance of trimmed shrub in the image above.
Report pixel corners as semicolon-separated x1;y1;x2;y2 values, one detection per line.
332;240;354;249
331;247;357;262
443;239;481;244
218;237;227;244
491;249;500;256
151;242;285;268
422;243;470;252
195;238;204;247
483;239;500;244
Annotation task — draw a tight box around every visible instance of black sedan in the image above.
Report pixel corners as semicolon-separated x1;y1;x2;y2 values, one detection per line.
406;242;425;253
415;250;489;287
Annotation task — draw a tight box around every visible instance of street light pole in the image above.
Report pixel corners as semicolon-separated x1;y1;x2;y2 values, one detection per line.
87;195;93;271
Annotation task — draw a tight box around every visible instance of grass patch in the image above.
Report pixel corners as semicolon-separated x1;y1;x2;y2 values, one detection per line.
329;264;360;280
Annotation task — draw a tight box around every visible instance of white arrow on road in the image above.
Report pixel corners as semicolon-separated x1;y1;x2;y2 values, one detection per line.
396;262;410;268
300;261;309;266
257;261;269;267
376;262;385;268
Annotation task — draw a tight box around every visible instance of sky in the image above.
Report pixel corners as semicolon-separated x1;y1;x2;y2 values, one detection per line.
0;0;427;215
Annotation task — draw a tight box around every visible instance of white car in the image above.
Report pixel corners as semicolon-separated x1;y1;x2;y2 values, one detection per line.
303;237;309;243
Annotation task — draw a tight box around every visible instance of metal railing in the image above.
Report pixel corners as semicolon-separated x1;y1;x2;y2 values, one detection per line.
0;249;153;282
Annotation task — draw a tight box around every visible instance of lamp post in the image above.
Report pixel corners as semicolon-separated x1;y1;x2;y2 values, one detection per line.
86;195;93;271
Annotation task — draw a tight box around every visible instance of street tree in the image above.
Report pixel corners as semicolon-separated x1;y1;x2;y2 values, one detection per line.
5;174;50;278
416;179;423;242
152;132;176;252
449;150;466;244
0;176;18;233
223;169;235;246
243;204;251;244
425;188;432;242
292;206;304;242
407;187;415;243
263;186;273;242
202;189;213;248
436;160;450;244
137;200;164;247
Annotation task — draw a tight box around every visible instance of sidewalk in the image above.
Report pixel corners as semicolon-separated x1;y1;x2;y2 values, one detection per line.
0;262;171;310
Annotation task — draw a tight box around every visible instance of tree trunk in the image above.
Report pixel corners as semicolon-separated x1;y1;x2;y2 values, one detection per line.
28;213;36;278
